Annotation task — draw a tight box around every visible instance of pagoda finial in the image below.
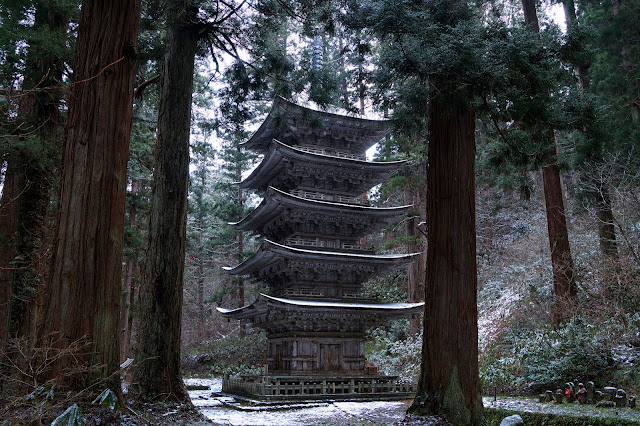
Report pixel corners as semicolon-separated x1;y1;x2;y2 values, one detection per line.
312;26;323;71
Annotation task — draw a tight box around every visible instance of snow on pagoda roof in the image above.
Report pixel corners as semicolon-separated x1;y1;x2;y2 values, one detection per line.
230;186;412;235
216;293;424;318
223;239;420;276
239;140;406;193
242;96;392;154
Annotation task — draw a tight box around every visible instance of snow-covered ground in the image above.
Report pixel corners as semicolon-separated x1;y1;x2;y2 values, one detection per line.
184;378;411;425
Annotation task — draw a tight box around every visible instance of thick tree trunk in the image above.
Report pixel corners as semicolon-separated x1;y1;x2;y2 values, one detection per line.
133;0;198;401
410;86;483;425
38;0;140;391
522;0;577;324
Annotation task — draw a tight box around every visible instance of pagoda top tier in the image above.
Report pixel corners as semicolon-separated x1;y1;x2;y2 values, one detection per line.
216;294;423;334
240;140;406;195
242;96;392;155
231;186;412;241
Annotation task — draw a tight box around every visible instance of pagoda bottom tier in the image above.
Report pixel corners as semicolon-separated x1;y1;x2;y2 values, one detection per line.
222;373;417;402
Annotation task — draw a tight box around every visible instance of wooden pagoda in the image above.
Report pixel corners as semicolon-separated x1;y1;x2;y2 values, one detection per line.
217;97;422;400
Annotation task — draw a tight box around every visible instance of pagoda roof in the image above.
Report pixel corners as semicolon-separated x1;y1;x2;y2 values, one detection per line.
223;240;418;286
240;140;406;194
242;96;392;154
216;293;423;333
231;186;412;240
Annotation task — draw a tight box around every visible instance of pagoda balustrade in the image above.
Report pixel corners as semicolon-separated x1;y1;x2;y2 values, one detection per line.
296;144;367;161
290;189;369;206
222;374;417;400
284;236;368;251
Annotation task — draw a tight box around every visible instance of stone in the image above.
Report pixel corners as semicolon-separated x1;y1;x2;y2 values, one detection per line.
586;381;595;404
595;391;605;402
538;394;546;403
615;389;627;407
629;395;636;409
499;414;524;426
596;400;616;408
603;386;617;401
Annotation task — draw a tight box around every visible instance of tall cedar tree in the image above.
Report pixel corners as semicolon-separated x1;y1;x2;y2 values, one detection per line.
563;0;618;258
521;0;577;325
134;0;198;401
0;1;69;351
348;0;484;422
38;0;140;390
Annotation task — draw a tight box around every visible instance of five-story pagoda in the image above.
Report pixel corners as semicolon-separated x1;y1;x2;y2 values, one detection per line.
217;96;422;400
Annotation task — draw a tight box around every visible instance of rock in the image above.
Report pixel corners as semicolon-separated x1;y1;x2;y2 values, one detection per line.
596;400;616;408
629;395;636;409
538;394;545;403
499;414;524;426
595;391;605;402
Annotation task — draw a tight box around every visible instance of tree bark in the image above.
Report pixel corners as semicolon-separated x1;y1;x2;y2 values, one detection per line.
410;85;483;425
0;1;67;347
120;180;138;363
405;163;426;336
133;0;198;402
521;0;577;324
38;0;140;391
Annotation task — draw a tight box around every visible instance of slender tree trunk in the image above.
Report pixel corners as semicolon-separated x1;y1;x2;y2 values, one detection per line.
522;0;577;325
410;85;483;425
562;0;618;259
38;0;140;391
237;162;245;309
120;181;138;363
406;162;426;335
197;172;206;341
134;0;198;401
0;2;66;347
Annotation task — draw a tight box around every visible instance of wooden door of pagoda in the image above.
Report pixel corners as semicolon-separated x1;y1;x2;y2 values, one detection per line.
319;344;341;372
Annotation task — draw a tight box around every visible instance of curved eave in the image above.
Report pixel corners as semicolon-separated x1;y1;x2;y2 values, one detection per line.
239;140;406;191
223;239;419;276
216;293;424;320
231;186;413;232
242;96;391;154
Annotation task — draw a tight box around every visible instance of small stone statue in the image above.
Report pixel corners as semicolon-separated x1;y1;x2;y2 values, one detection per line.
577;383;587;404
545;390;554;403
603;386;617;401
555;388;564;404
595;390;605;402
564;382;574;402
586;381;595;404
615;389;627;408
629;395;636;409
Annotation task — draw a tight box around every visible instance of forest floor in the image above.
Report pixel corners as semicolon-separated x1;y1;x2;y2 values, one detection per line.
186;378;640;425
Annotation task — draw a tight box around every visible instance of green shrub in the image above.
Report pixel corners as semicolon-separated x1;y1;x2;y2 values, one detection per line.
366;321;421;382
183;330;267;376
480;316;613;393
484;408;640;425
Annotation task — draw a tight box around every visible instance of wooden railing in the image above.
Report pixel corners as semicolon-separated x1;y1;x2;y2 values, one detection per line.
290;190;368;206
222;374;417;400
285;237;363;251
296;145;367;161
